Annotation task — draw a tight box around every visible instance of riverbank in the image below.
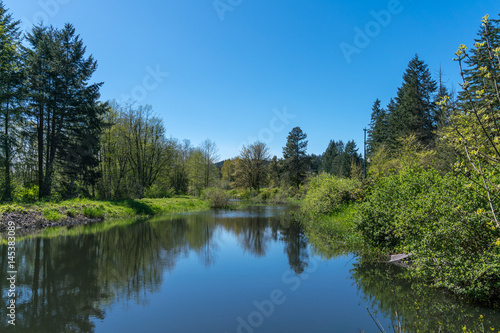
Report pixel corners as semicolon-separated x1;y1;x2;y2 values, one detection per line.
0;196;209;236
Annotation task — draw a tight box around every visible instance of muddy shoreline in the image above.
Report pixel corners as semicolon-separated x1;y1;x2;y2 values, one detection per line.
0;211;103;238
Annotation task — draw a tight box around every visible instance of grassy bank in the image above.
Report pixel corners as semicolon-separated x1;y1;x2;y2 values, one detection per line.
0;196;209;225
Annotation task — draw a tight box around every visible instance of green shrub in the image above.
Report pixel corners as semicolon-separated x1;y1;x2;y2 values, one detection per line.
0;204;28;214
301;173;360;215
357;166;500;301
144;184;173;198
65;208;79;217
13;185;39;203
42;208;64;221
82;206;105;219
202;187;230;208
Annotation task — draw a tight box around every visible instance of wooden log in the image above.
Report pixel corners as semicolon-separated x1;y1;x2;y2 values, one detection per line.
388;253;410;263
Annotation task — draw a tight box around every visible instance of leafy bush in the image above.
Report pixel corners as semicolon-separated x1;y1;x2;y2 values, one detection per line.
301;173;360;215
42;208;64;221
13;185;39;203
357;166;500;301
144;184;174;198
202;187;230;208
82;206;105;219
65;208;79;217
356;167;443;249
0;204;29;214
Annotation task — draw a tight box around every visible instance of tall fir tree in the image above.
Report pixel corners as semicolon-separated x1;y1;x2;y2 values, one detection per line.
24;24;103;198
459;15;500;117
0;2;23;201
283;126;308;188
387;55;437;147
366;99;388;156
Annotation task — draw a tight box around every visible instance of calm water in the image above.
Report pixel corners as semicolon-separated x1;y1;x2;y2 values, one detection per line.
1;206;500;333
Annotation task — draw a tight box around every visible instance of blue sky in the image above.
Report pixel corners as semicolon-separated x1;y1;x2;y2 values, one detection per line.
6;0;500;160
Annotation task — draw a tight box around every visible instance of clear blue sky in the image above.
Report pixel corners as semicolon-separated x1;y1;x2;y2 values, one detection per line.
5;0;500;160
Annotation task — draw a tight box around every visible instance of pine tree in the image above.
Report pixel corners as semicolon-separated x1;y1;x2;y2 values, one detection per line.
460;15;500;109
366;99;388;155
24;23;104;198
0;2;23;201
321;140;340;174
387;55;437;147
283;126;308;188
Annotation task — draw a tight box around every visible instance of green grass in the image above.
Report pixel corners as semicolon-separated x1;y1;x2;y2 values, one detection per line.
0;196;210;245
1;196;209;222
82;206;106;219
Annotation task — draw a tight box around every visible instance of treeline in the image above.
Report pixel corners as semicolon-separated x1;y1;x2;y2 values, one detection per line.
0;3;363;202
220;127;363;193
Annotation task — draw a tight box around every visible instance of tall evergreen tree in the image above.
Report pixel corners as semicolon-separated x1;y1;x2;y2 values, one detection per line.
458;15;500;126
387;55;437;147
24;24;103;198
321;139;340;174
366;99;388;155
283;126;308;188
0;2;23;201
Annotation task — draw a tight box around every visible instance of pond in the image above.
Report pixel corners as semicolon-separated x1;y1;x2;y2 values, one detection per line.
1;206;500;332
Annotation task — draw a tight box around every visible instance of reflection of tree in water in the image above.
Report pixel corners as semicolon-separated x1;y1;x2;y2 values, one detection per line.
277;217;309;274
218;208;309;274
350;261;500;332
0;207;312;332
0;219;189;333
236;217;272;257
181;214;219;266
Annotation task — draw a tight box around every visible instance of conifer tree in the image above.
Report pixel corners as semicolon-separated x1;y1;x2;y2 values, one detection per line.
0;2;23;201
387;55;437;147
24;24;103;198
366;99;388;155
283;126;308;188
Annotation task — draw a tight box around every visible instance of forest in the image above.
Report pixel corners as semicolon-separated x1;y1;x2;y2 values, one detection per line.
1;1;499;307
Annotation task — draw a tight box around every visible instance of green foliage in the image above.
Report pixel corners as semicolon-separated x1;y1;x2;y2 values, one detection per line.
283;126;309;188
440;15;500;231
358;167;443;249
367;99;389;155
368;135;436;177
202;187;230;208
65;208;79;217
257;187;294;204
0;203;28;214
82;206;106;219
13;185;39;203
301;173;360;216
358;166;500;301
387;54;438;147
0;3;22;202
321;139;363;178
25;24;104;198
233;141;270;190
144;183;174;199
42;208;65;221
